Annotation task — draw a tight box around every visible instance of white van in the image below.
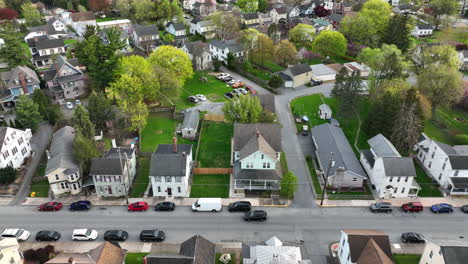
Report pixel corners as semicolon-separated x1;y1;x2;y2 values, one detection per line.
192;198;222;212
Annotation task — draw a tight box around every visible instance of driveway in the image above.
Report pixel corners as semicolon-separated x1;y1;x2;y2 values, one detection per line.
184;101;225;115
10;122;53;205
220;66;272;95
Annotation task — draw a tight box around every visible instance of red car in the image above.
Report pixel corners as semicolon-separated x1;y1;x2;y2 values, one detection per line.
245;86;256;94
401;202;423;213
38;202;63;212
128;202;149;212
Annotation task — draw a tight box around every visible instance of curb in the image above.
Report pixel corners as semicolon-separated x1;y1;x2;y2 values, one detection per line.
318;205;337;207
261;204;290;208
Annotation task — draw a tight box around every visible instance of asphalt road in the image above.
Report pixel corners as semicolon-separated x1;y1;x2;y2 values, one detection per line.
3;205;468;264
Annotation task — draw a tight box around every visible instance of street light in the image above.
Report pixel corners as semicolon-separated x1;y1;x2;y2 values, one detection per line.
320;152;335;206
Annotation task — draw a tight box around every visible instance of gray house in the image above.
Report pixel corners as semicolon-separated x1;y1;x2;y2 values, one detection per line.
0;66;40;110
180;110;199;140
312;123;366;189
89;148;136;198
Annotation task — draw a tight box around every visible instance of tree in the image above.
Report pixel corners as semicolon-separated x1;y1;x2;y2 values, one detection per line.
268;74;283;88
87;92;114;129
314;5;331;17
77;4;87;12
0;23;30;68
267;23;279;42
170;0;183;20
222;95;263;123
275;40;297;66
21;2;42;26
148;45;193;86
365;88;403;138
4;0;27;12
0;0;5;8
117;55;160;100
280;171;298;199
73;130;100;172
72;105;95;140
45;104;63;125
88;0;110;14
288;23;316;48
414;44;460;71
458;87;468;111
258;0;268;12
428;0;459;30
152;66;182;101
252;33;274;65
155;0;172;21
380;14;413;52
417;65;464;112
0;7;17;19
23;246;55;264
209;11;240;41
239;28;259;59
115;0;131;18
0;166;16;184
311;30;347;58
237;0;258;12
331;68;364;117
131;0;155;23
32;89;48;119
15;95;41;131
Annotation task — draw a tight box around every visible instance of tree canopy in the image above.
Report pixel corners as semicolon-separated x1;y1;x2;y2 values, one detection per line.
275;40;297;66
280;171;298;199
311;30;347;58
15;95;42;131
0;23;31;68
21;2;42;26
72;105;95;140
209;11;240;41
289;23;316;48
223;95;263;123
148;45;193;86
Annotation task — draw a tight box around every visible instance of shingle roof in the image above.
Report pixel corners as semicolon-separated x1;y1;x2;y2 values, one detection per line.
356;238;393;264
71;11;95;22
368;134;400;158
150;144;192;177
289;64;312;76
243;13;259;20
28;36;65;49
134;24;158;36
89;158;124;175
0;66;40;90
181;111;200;130
416;24;433;30
209;39;243;53
233;123;281;153
310;64;337;76
253;94;276;113
448;155;468;170
104;148;135;159
451;177;468;189
435;141;457;155
168;22;186;31
361;149;375;168
382;157;416;177
45;126;79;176
88;241;127;264
239;133;276;160
146;235;215;264
342;230;393;264
441;246;468;264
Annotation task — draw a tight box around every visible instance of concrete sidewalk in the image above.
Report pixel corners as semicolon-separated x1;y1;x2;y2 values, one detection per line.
318;197;468;207
0;197;13;205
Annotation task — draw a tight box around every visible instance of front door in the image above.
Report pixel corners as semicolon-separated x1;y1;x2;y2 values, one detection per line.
167;187;172;196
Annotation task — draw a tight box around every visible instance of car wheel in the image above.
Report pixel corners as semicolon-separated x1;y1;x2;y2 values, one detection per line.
212;209;216;212
386;210;391;213
449;210;453;214
128;209;132;212
435;211;439;214
170;208;174;211
73;238;78;241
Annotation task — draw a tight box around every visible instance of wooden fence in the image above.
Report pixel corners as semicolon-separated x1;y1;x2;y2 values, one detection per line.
204;114;224;122
193;168;233;175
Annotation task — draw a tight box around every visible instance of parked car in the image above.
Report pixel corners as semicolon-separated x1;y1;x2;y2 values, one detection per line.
238;88;248;95
128;202;149;212
38;202;63;212
188;96;199;103
196;94;207;101
232;89;242;96
66;102;74;110
226;80;236;85
232;82;245;88
228;201;251;212
370;202;393;213
401;202;423;213
244;210;267;222
192;198;222;212
69;200;92;211
104;230;128;242
1;228;30;241
222;76;233;82
431;203;454;214
224;92;235;99
461;205;468;213
35;231;61;242
245;86;256;94
75;99;82;106
217;73;229;80
140;229;166;242
401;232;425;243
154;202;176;211
311;79;323;86
72;229;98;241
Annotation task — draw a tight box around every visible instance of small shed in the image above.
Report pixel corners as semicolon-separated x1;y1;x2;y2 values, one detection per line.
318;104;332;120
181;110;199;140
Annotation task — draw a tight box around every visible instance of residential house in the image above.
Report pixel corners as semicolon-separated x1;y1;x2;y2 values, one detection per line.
310;64;337;81
391;0;400;6
312;18;333;32
189;18;215;39
183;41;213;71
412;24;433;37
24;17;68;41
393;4;414;14
419;240;468;264
70;12;97;37
299;4;314;16
258;12;272;25
415;133;468;195
0;38;6;69
27;36;67;68
0;66;40;110
242;13;260;28
0;127;32;169
42;55;86;104
243;236;311;264
344;62;370;78
232;123;283;192
45;126;81;196
312;123;367;189
179;110;200;140
318;104;332;120
280;64;312;88
360;134;420;199
166;22;188;46
183;0;198;11
0;238;23;264
90;147;137;198
145;235;215;264
150;141;192;198
192;0;217;17
329;13;344;27
96;19;132;31
131;24;159;53
209;39;244;63
46;241;127;264
459;50;468;70
99;28;131;53
269;6;288;23
285;5;300;18
338;229;394;264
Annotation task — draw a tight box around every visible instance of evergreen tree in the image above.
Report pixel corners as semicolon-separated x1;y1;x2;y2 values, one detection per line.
72;105;95;140
280;171;298;199
0;23;31;68
0;166;16;184
332;68;363;118
381;14;412;52
87;92;114;129
32;89;48;118
365;91;401;138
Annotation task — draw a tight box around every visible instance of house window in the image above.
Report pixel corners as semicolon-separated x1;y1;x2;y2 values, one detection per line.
73;184;77;190
431;152;435;158
438;173;442;180
178;186;181;193
165;176;172;183
261;154;264;159
352;177;358;182
442;163;446;170
394;187;398;193
267;163;271;168
429;251;433;258
155;176;161;183
175;177;182;183
389;177;393;182
401;187;405;193
429;162;432;168
405;177;409;182
2;150;9;159
157;186;161;192
55;174;59;180
18;138;23;145
263;162;266;168
397;177;401;182
60;182;65;189
454;170;459;177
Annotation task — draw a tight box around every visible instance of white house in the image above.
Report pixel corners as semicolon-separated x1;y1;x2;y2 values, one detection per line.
459;50;468;71
243;236;311;264
183;40;213;71
24;17;68;41
412;24;433;37
415;133;468;196
0;238;23;264
132;24;159;53
269;7;288;23
344;62;370;78
150;141;192;198
97;19;132;31
318;104;332;120
45;126;82;196
360;134;420;199
189;18;214;39
209;39;244;63
310;64;337;81
0;127;32;169
70;12;97;37
418;240;468;264
166;22;187;45
27;36;66;68
338;230;393;264
179;110;199;140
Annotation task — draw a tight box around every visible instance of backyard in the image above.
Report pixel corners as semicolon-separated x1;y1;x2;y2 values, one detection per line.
190;174;230;198
196;121;233;168
393;254;420;264
125;253;148;264
423;107;468;145
414;161;444;197
140;113;177;153
130;158;150;197
30;159;49;197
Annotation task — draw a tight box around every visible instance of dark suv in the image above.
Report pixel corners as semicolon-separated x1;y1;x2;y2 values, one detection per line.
370;202;393;213
244;210;267;221
140;229;166;242
401;232;425;243
228;201;251;212
69;200;92;211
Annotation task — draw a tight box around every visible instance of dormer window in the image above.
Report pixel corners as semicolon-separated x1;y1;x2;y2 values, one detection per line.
14;79;19;85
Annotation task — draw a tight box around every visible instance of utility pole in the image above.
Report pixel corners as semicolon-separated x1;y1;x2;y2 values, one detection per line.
320;152;335;206
118;148;129;205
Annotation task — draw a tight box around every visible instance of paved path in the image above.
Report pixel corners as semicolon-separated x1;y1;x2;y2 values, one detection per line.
220;66;272;95
10;123;52;205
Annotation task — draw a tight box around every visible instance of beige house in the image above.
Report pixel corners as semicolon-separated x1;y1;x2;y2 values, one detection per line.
0;238;23;264
279;64;313;88
242;13;260;28
419;240;468;264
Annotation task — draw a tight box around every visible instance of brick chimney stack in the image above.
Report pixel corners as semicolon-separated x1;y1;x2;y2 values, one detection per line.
173;137;177;153
68;257;75;264
18;71;28;94
256;130;260;138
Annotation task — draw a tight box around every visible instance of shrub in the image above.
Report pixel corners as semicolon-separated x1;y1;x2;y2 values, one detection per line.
454;134;468;144
213;59;222;71
0;166;16;184
268;74;283;88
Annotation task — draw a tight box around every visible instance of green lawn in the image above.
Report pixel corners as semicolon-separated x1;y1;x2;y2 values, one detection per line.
174;72;231;110
263;60;285;72
125;253;148;264
248;66;271;80
140;113;177;153
197;121;233;168
190;174;229;198
280;152;288;172
96;17;119;22
393;254;420;264
30;179;49;197
306;156;322;195
424;107;468;145
64;39;78;45
414;161;444;197
130;158;150;198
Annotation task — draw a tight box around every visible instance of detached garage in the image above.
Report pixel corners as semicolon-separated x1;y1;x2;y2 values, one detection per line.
310;64;337;81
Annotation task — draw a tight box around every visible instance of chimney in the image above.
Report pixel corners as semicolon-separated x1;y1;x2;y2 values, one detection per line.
256;130;260;138
18;72;28;94
46;150;51;160
182;152;186;157
68;257;75;264
173;137;177;153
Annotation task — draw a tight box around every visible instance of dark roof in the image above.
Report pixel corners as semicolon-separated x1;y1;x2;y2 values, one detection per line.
104;148;135;159
451;177;468;189
343;230;393;264
233;161;282;181
145;255;193;264
28;36;65;49
416;24;433;30
329;13;344;23
361;149;375;168
253;94;276;113
243;13;259;20
289;64;312;76
368;134;400;158
180;235;215;264
441;246;468;264
150;144;192;176
209;39;243;53
278;72;292;81
89;158;124;175
134;24;158;36
168;22;186;31
382;157;416;177
448;155;468;170
274;7;287;14
435;141;457;155
71;11;95;22
233;123;281;152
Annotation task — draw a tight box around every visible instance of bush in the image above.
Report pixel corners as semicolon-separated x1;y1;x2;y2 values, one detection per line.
0;166;16;184
213;59;222;71
268;74;283;88
454;134;468;144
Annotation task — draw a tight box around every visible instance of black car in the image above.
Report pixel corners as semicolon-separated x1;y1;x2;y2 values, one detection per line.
244;210;267;222
35;231;61;241
461;205;468;213
370;202;393;213
223;76;233;82
140;229;166;242
155;202;176;211
311;79;323;86
228;201;252;212
69;200;92;211
224;92;234;99
104;230;128;242
401;232;425;243
188;96;199;103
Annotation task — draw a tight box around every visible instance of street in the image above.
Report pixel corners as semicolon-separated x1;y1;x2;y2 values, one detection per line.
3;205;468;263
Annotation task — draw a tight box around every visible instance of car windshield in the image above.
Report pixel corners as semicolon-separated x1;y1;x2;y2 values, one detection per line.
85;230;92;236
15;230;23;236
435;204;444;209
